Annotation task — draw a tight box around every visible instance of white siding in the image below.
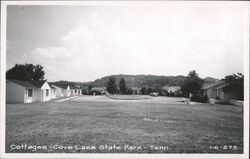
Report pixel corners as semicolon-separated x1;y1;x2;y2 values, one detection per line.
71;89;77;96
41;82;51;102
6;81;36;104
24;88;33;103
51;89;56;99
206;89;217;99
63;86;71;97
6;81;25;103
78;89;82;95
34;88;42;102
55;88;63;97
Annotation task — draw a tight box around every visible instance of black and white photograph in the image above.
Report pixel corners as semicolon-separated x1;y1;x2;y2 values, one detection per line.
0;1;249;159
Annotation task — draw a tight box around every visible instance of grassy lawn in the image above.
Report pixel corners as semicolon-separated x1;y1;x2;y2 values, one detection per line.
106;95;152;100
6;96;243;153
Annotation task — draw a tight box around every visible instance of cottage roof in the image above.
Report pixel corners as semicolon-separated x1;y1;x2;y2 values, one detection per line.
49;84;61;89
70;85;81;89
55;84;69;89
27;80;47;88
201;80;226;90
7;80;35;88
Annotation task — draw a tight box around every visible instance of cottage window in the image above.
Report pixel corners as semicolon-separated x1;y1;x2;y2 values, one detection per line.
75;90;77;93
27;89;32;97
46;89;49;96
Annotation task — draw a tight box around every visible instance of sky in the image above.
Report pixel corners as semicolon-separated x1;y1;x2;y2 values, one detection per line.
6;3;247;82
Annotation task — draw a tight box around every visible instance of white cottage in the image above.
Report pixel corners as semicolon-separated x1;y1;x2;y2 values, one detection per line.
70;85;82;96
59;85;71;97
50;85;57;99
202;80;237;103
6;80;51;103
50;85;64;98
6;80;36;103
28;80;51;102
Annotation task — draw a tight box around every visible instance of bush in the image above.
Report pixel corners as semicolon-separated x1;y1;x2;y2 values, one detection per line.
89;90;101;95
165;91;170;97
191;95;208;103
147;88;153;95
82;89;89;95
169;91;175;97
126;88;133;95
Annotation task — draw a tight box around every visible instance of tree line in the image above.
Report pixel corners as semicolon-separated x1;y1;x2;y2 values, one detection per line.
6;63;244;101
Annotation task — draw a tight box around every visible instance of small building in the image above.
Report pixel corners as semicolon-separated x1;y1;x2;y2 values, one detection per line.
202;80;237;103
59;85;71;97
50;85;64;98
162;85;181;96
70;85;82;96
6;80;36;104
130;87;141;95
6;80;51;103
49;84;56;99
27;80;51;102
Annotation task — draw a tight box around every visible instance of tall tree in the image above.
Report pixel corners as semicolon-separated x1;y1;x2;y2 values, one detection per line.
106;77;117;94
181;70;203;97
119;78;127;94
141;87;147;95
223;73;244;100
6;64;45;81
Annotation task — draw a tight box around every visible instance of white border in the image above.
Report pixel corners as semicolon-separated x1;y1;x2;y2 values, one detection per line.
0;1;249;159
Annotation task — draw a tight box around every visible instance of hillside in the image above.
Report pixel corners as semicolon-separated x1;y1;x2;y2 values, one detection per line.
50;75;219;89
203;77;218;83
91;74;186;88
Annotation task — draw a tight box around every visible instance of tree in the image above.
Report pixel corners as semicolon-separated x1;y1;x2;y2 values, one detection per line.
147;88;153;94
6;63;45;81
88;84;93;91
106;77;117;94
181;70;204;97
141;87;147;95
119;78;127;94
223;73;244;100
127;88;133;95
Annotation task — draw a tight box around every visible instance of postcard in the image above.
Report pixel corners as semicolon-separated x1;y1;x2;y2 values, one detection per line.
0;1;249;159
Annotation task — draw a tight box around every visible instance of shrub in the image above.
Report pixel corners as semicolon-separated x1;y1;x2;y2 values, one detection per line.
191;94;208;103
89;90;101;95
158;91;166;96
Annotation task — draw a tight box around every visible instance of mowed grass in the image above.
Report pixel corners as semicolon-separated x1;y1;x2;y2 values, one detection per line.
6;96;243;153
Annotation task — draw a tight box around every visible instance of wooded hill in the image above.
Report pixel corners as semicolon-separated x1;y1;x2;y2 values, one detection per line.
50;74;218;89
92;74;187;88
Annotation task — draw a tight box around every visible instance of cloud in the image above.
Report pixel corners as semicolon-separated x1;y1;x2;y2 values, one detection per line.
30;7;244;81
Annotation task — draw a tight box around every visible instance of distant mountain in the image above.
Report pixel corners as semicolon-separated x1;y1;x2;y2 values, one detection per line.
91;74;186;88
203;77;219;83
202;77;219;88
50;75;219;89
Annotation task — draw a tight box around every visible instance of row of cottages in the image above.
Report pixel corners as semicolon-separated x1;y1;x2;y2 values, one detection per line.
6;80;82;104
6;80;51;103
50;84;82;98
201;80;237;103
